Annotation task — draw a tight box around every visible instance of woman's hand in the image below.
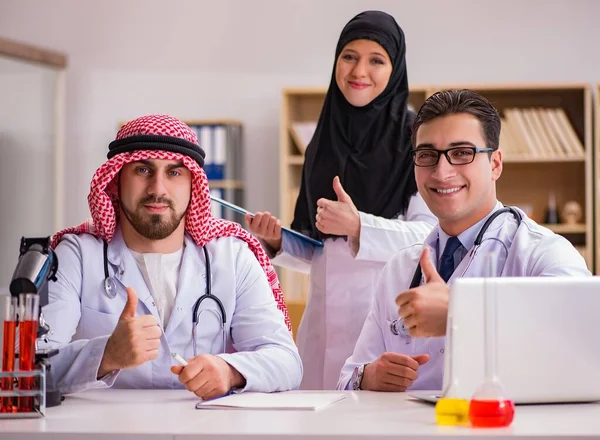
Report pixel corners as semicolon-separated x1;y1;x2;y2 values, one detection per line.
315;176;360;238
246;212;283;252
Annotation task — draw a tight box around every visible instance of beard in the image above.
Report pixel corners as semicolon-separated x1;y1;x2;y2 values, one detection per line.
120;196;186;240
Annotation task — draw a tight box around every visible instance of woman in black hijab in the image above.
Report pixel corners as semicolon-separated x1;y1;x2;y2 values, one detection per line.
247;11;436;390
294;10;417;240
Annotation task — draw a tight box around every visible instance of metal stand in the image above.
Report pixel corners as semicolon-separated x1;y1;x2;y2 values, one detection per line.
0;363;46;418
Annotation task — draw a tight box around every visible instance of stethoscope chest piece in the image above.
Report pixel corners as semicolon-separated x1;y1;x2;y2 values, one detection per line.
103;240;119;299
390;319;411;338
104;277;118;299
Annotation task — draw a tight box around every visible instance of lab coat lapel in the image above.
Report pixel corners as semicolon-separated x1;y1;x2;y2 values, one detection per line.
165;234;205;337
448;248;473;284
419;228;440;285
107;227;161;323
448;216;512;283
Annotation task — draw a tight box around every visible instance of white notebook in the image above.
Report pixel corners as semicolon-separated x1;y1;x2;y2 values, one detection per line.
195;392;346;411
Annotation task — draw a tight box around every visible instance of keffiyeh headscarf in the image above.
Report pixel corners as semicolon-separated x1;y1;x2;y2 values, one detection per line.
52;114;291;331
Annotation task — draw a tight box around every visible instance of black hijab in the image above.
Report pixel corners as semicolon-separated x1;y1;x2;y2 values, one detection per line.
291;10;417;241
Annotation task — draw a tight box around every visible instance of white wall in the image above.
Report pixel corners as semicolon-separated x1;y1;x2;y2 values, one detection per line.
0;57;57;285
1;0;599;228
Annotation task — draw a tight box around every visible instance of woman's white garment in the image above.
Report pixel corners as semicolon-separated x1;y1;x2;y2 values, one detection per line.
269;193;436;390
130;246;184;328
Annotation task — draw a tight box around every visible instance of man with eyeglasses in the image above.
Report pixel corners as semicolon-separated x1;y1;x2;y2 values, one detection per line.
337;89;591;392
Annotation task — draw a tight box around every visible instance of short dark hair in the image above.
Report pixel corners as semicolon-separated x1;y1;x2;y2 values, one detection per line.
411;89;501;150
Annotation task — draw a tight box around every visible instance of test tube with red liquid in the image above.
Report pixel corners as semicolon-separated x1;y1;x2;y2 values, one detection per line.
468;255;514;428
1;296;17;413
18;293;39;413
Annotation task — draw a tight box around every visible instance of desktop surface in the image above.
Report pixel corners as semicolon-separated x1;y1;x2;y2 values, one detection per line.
2;389;600;439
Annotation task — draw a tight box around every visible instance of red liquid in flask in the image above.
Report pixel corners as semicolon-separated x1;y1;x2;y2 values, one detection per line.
469;399;515;428
18;320;37;412
1;320;17;413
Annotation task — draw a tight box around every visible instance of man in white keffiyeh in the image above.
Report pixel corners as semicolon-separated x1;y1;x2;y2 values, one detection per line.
42;114;301;399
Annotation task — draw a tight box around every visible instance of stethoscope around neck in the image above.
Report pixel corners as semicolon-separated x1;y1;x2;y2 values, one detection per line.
390;206;523;339
102;241;227;356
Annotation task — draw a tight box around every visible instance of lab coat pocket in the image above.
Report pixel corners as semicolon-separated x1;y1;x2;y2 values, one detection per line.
191;306;227;355
81;306;120;339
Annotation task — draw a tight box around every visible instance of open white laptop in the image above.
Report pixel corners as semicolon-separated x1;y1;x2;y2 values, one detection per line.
409;276;600;404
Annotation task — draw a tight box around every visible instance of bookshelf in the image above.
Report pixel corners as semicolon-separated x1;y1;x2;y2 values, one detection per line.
279;83;594;333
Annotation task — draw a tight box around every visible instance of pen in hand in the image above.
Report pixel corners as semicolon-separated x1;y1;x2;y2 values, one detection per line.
171;352;188;367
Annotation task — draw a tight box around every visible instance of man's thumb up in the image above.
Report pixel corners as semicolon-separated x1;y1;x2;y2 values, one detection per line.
333;176;351;203
420;247;444;284
120;287;138;319
411;354;430;366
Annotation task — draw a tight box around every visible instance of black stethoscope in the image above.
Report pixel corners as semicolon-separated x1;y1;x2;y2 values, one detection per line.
390;206;523;339
103;242;227;356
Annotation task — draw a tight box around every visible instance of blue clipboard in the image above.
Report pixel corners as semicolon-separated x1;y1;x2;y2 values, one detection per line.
210;195;324;247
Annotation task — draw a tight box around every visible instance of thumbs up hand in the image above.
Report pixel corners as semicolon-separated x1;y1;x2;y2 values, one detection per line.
395;247;450;338
119;286;139;319
315;176;360;238
98;287;162;378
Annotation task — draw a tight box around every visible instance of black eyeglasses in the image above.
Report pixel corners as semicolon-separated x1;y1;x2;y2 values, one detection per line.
411;146;495;167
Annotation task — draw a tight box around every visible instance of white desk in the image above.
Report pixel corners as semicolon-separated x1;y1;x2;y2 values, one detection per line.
1;390;600;439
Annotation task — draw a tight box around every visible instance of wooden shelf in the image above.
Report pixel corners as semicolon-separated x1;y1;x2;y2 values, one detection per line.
542;223;586;234
426;82;590;92
286;299;307;339
208;180;244;189
503;156;585;163
282;87;328;96
287;155;305;165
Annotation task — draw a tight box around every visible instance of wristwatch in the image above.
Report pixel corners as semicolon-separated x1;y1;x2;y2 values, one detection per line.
351;363;367;390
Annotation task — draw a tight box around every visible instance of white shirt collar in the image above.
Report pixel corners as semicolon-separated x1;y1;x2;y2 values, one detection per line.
437;200;503;265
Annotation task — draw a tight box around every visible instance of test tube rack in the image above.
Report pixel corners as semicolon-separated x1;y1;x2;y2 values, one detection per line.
0;363;46;418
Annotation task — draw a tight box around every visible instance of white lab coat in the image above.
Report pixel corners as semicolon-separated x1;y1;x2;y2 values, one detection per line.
270;193;436;390
337;206;591;390
42;227;302;395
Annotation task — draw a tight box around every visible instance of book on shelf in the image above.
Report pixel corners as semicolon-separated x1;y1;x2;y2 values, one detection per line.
500;108;584;160
289;121;317;154
190;123;243;182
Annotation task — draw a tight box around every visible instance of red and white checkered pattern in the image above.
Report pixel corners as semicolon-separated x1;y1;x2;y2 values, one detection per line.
116;114;199;144
52;115;291;332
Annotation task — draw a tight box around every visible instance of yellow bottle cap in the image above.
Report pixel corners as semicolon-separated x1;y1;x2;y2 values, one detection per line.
435;398;470;426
